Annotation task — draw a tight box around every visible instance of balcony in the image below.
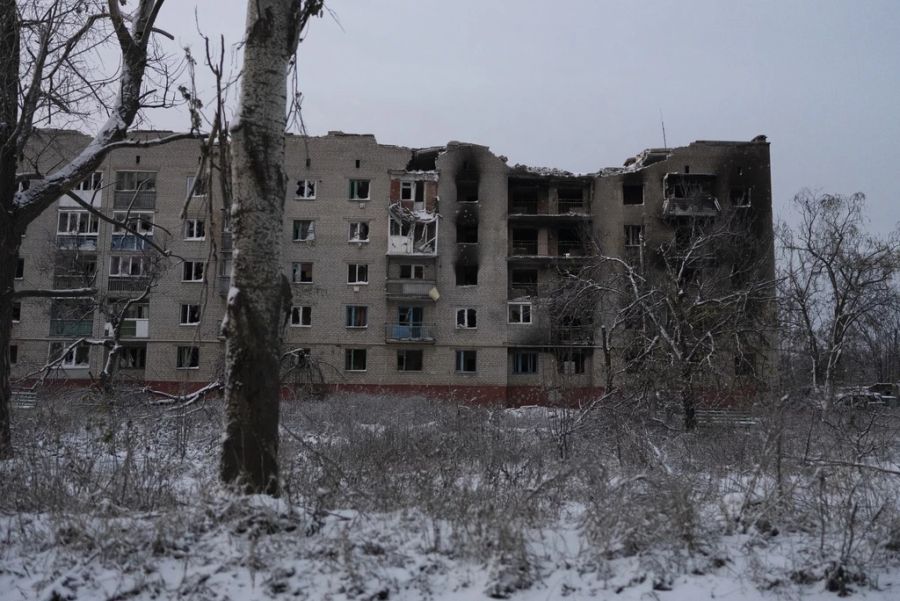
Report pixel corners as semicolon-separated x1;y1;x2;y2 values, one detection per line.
509;241;539;256
555;240;587;257
107;277;151;293
50;319;92;337
56;235;99;251
551;325;594;346
662;197;721;218
217;275;231;297
509;199;539;215
111;234;152;251
662;173;719;218
385;323;436;343
385;280;436;300
54;274;94;289
508;283;538;299
59;188;102;208
105;319;149;338
222;232;233;251
113;190;156;210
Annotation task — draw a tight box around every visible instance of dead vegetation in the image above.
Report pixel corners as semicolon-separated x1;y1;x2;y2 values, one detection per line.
1;393;899;599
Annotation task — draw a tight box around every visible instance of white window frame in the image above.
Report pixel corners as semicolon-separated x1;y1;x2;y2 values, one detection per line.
456;308;477;329
400;181;414;201
347;263;369;285
180;304;201;325
348;221;370;242
292;262;313;284
349;179;370;201
186;175;208;198
295;179;316;200
176;345;200;369
507;302;533;324
113;211;154;235
292;220;316;242
344;348;367;372
291;306;312;327
57;211;100;235
182;261;204;282
75;172;103;191
115;171;156;192
109;256;146;277
50;342;90;369
184;218;206;241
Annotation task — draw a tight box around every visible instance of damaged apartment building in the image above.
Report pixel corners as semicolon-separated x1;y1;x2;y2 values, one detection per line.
10;130;773;403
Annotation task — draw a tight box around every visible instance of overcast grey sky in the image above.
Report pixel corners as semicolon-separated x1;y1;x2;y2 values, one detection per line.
152;0;900;231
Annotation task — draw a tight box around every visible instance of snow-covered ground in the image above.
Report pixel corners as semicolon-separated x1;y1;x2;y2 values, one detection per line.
2;394;899;600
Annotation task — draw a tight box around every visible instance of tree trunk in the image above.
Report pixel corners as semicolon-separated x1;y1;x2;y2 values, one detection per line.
0;0;20;459
220;0;300;495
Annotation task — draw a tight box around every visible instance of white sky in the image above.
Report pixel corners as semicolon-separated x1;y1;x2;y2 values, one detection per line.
149;0;900;232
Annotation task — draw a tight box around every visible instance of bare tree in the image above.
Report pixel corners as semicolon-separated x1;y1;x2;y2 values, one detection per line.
558;207;774;430
777;191;900;401
219;0;323;495
0;0;194;458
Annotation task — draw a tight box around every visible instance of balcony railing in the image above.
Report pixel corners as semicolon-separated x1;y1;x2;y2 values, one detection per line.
551;325;594;345
217;275;231;296
107;277;151;293
56;235;98;251
111;234;152;251
662;196;721;218
509;284;538;298
105;319;149;338
384;323;436;343
556;241;586;256
113;190;156;210
54;275;94;289
510;241;539;255
385;280;435;299
50;319;92;337
558;199;586;213
509;200;539;215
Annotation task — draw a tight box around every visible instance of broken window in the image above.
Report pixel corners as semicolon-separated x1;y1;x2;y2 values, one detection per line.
110;256;147;277
512;350;538;374
119;346;146;369
510;269;538;297
295;179;316;199
347;263;368;284
12;302;21;322
455;350;477;373
455;265;478;286
180;304;201;325
556;349;586;375
735;353;757;376
624;225;643;248
456;308;477;329
456;224;478;244
397;349;423;372
15;257;23;279
557;228;582;256
184;219;206;240
50;341;90;368
730;187;751;207
349;221;369;242
623;184;643;205
511;229;538;255
400;181;414;201
292;262;313;284
345;348;367;371
115;171;156;191
291;306;312;327
345;305;368;328
186;175;208;198
9;345;17;365
399;264;424;279
349;179;370;201
182;261;204;282
292;220;315;241
510;186;538;214
457;179;478;203
557;187;584;212
508;302;532;324
176;345;199;369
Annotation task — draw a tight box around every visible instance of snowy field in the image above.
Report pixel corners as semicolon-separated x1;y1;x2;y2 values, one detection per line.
2;393;900;600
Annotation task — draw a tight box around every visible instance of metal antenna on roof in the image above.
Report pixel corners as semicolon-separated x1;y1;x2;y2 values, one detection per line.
660;109;668;150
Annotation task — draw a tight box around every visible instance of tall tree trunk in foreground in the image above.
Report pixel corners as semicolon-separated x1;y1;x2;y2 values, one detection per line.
220;0;320;494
